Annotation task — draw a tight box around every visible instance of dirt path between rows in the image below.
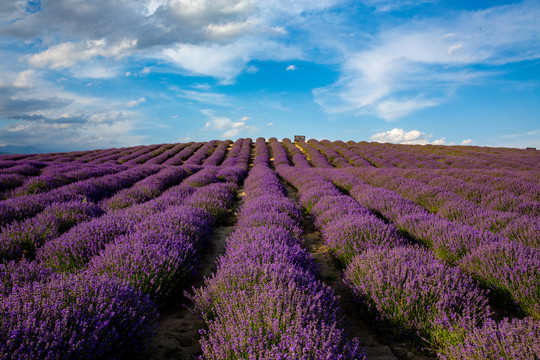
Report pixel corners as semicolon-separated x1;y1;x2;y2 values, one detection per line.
282;181;434;360
140;188;245;360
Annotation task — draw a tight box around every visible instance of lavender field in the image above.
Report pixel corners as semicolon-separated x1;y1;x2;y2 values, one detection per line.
0;138;538;360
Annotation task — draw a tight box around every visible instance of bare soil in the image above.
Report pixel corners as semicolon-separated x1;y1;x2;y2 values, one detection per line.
140;189;245;360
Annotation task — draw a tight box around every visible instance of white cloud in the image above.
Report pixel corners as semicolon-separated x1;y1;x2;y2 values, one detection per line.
314;1;540;120
177;90;233;106
27;39;137;70
0;109;147;151
72;64;122;79
162;38;300;83
13;70;36;88
124;67;152;78
499;130;539;148
144;0;167;16
361;0;437;12
370;128;446;145
4;0;345;84
178;135;194;142
126;97;146;107
163;42;249;83
286;64;298;71
460;138;473;145
192;83;212;90
201;110;258;137
205;20;260;41
246;65;259;73
168;0;257;26
432;137;447;145
375;97;437;121
267;122;274;126
447;42;463;55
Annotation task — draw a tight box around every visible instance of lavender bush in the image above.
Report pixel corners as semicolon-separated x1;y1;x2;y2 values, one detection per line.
0;200;103;261
345;246;491;353
440;317;540;359
190;152;363;359
0;273;158;359
459;241;540;319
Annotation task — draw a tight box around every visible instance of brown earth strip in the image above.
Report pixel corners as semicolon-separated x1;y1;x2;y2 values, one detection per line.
140;188;246;360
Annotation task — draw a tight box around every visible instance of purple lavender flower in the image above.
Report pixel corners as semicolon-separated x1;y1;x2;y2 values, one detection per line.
345;245;491;352
440;317;540;359
459;241;540;319
0;273;158;359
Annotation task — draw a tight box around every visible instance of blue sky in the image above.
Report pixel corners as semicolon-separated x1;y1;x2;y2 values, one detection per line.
0;0;539;152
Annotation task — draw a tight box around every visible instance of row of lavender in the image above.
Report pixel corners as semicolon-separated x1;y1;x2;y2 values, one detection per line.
2;138;536;201
299;140;539;315
340;140;539;170
0;140;215;200
0;139;242;232
0;140;252;358
297;139;539;249
342;167;539;248
0;136;249;267
0;139;252;266
0;137;538;358
305;139;539;205
271;138;539;358
190;138;362;359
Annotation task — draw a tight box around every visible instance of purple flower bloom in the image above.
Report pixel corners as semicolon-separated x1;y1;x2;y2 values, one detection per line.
0;273;158;359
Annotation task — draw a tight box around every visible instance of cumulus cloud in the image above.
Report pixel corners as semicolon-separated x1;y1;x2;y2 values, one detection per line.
460;138;473;145
314;1;540;120
201;110;258;138
370;128;446;145
2;0;343;83
286;64;298;71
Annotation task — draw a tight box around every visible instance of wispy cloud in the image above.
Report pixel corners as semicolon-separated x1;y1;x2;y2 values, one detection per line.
162;38;300;84
286;64;298;71
494;129;540;148
126;97;146;108
314;1;540;120
176;89;233;107
361;0;437;12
